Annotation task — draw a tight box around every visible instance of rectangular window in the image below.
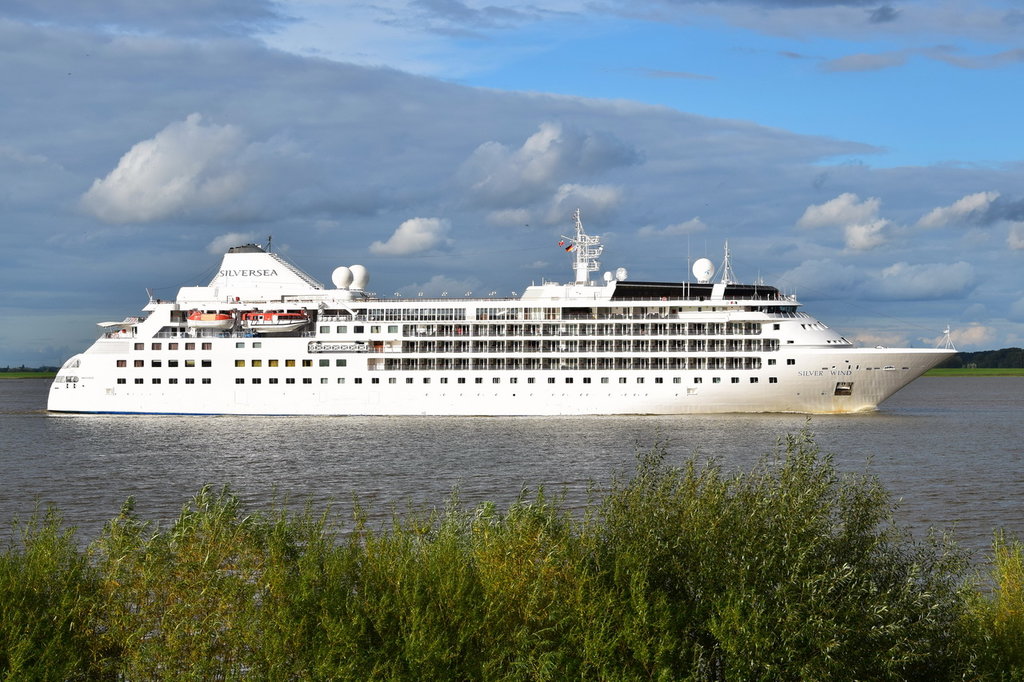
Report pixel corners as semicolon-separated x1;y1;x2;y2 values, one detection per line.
493;378;501;384
694;377;702;384
636;378;644;384
750;377;758;383
252;378;262;384
236;378;244;384
169;378;178;384
548;377;556;384
134;343;144;350
476;378;483;384
371;377;380;384
319;359;330;367
388;325;399;333
252;360;263;367
286;378;295;384
389;378;397;384
302;378;312;384
457;378;466;384
319;326;330;333
184;360;195;368
354;378;362;384
371;326;381;333
302;359;312;367
768;359;776;365
235;360;245;367
185;342;195;350
619;377;627;384
152;378;161;384
321;378;328;384
201;378;211;384
336;326;347;333
565;378;572;384
186;378;196;384
601;377;609;384
354;325;364;333
168;343;178;350
712;377;721;384
134;378;144;384
117;378;126;384
269;378;278;384
236;342;245;349
337;378;345;384
335;359;347;367
201;360;211;368
286;359;296;367
202;342;212;350
151;343;162;350
654;377;663;384
424;378;431;384
168;360;179;368
787;359;796;365
769;377;778;384
252;342;262;349
133;360;143;368
672;377;681;384
440;377;448;384
151;360;162;367
269;359;279;367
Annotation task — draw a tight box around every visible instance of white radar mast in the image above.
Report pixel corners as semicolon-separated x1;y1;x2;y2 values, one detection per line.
719;240;737;285
561;208;604;284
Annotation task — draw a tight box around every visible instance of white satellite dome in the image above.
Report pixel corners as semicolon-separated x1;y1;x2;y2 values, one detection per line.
349;264;369;291
692;257;715;283
615;267;628;282
603;271;613;283
331;266;353;289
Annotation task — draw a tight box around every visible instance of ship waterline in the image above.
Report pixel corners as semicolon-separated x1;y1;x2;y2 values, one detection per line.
48;211;953;416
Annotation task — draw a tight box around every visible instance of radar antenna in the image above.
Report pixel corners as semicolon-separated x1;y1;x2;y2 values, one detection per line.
939;325;957;351
719;240;737;285
560;209;604;284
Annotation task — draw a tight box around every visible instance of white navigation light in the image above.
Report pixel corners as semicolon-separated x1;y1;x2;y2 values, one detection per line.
603;271;613;283
331;266;353;289
349;264;369;291
692;258;714;283
615;267;628;281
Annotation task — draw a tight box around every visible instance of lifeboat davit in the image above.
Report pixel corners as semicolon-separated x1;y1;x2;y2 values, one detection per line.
241;310;309;334
186;310;234;330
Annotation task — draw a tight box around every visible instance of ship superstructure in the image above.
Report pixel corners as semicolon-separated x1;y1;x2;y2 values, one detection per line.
49;211;954;415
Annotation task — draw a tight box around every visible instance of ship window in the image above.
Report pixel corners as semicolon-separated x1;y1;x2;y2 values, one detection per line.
731;377;739;384
269;359;279;367
768;359;776;365
253;378;261;384
321;378;329;384
424;378;431;384
185;343;195;350
185;360;195;367
337;378;345;384
319;326;330;333
655;378;663;384
336;326;347;333
565;378;572;384
168;360;178;368
134;343;144;350
769;377;778;383
252;360;262;367
202;343;212;350
286;378;295;384
236;342;245;349
353;378;362;384
354;326;364;333
319;359;330;367
619;378;627;384
235;360;245;367
583;377;591;384
750;377;758;383
133;360;143;367
253;342;261;348
302;360;312;367
117;378;126;384
834;382;854;396
694;378;702;384
269;378;278;384
476;378;483;384
601;378;609;384
134;378;143;384
303;378;312;384
335;359;347;367
458;378;466;384
548;378;556;384
713;377;721;384
636;378;644;384
673;377;681;384
185;378;195;384
151;360;162;367
786;359;796;365
441;378;448;384
773;324;780;330
389;325;399;333
169;343;178;350
527;378;535;384
389;378;397;384
494;378;501;384
286;359;296;367
371;326;381;333
372;378;380;384
407;378;414;384
235;378;244;384
202;360;211;368
201;378;210;384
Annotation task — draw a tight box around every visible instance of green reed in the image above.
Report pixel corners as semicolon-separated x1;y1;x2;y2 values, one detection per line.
1;429;1021;680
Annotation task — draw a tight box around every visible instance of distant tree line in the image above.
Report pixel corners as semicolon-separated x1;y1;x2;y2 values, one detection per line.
937;347;1024;369
0;366;59;373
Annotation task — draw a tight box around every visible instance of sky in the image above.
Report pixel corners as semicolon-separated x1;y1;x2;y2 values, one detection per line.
2;0;1024;367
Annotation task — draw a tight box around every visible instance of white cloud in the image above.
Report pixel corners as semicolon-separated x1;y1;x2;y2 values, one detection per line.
916;190;1000;228
369;217;451;256
394;274;481;298
545;183;621;223
796;193;890;251
776;259;862;298
458;122;637;206
1008;222;1024;250
80;113;248;223
207;232;260;255
638;217;707;237
872;261;974;300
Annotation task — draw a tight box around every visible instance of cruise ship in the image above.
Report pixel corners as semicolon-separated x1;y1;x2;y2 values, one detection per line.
48;211;954;415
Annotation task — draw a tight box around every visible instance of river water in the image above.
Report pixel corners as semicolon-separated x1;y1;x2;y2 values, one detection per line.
1;377;1021;557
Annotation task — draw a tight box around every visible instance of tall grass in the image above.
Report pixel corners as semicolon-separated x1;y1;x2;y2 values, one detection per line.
1;429;1021;679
